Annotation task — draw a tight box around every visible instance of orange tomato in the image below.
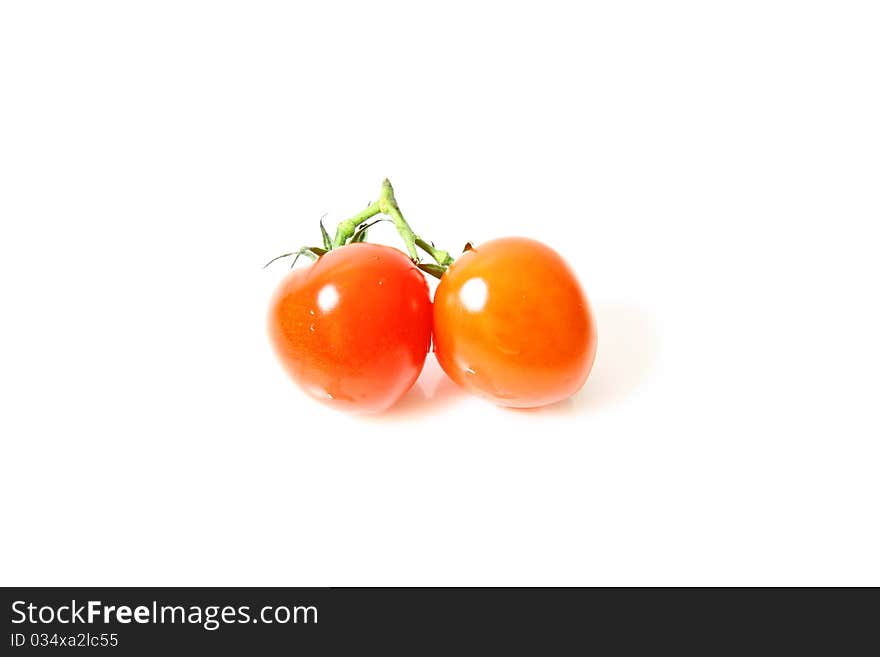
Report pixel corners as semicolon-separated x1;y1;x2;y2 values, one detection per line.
268;243;432;413
432;237;597;408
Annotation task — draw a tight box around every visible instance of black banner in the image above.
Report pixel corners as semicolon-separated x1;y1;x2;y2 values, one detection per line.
1;587;874;653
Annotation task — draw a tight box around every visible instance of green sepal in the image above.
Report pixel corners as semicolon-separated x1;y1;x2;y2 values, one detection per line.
290;246;327;268
319;218;332;250
351;225;369;242
351;218;389;244
263;252;295;269
308;246;327;257
264;246;326;269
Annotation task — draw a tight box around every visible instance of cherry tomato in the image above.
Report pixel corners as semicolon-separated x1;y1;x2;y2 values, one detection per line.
268;243;432;413
432;237;597;408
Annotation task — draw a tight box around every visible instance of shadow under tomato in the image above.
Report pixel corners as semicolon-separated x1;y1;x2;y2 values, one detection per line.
373;354;464;420
512;303;660;416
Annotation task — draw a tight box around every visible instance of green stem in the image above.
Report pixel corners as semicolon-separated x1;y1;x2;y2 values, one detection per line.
382;204;419;260
329;178;455;269
414;237;454;267
331;202;381;247
378;179;454;266
375;179;416;260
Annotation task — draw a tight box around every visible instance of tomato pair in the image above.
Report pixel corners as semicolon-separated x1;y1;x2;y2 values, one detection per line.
268;237;597;413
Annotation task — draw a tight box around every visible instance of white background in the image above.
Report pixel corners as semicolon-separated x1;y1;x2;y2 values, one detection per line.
1;1;878;586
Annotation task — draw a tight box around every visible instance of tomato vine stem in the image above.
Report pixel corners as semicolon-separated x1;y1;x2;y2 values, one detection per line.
330;203;382;249
265;180;456;275
329;179;454;269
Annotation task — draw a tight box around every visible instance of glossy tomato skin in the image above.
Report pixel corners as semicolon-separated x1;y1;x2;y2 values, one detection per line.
433;237;597;408
268;243;432;413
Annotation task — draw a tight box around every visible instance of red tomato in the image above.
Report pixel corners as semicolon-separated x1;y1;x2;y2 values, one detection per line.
268;243;432;413
432;237;597;408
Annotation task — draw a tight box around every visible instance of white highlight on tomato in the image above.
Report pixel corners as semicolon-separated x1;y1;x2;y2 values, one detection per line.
317;285;339;312
459;277;488;312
